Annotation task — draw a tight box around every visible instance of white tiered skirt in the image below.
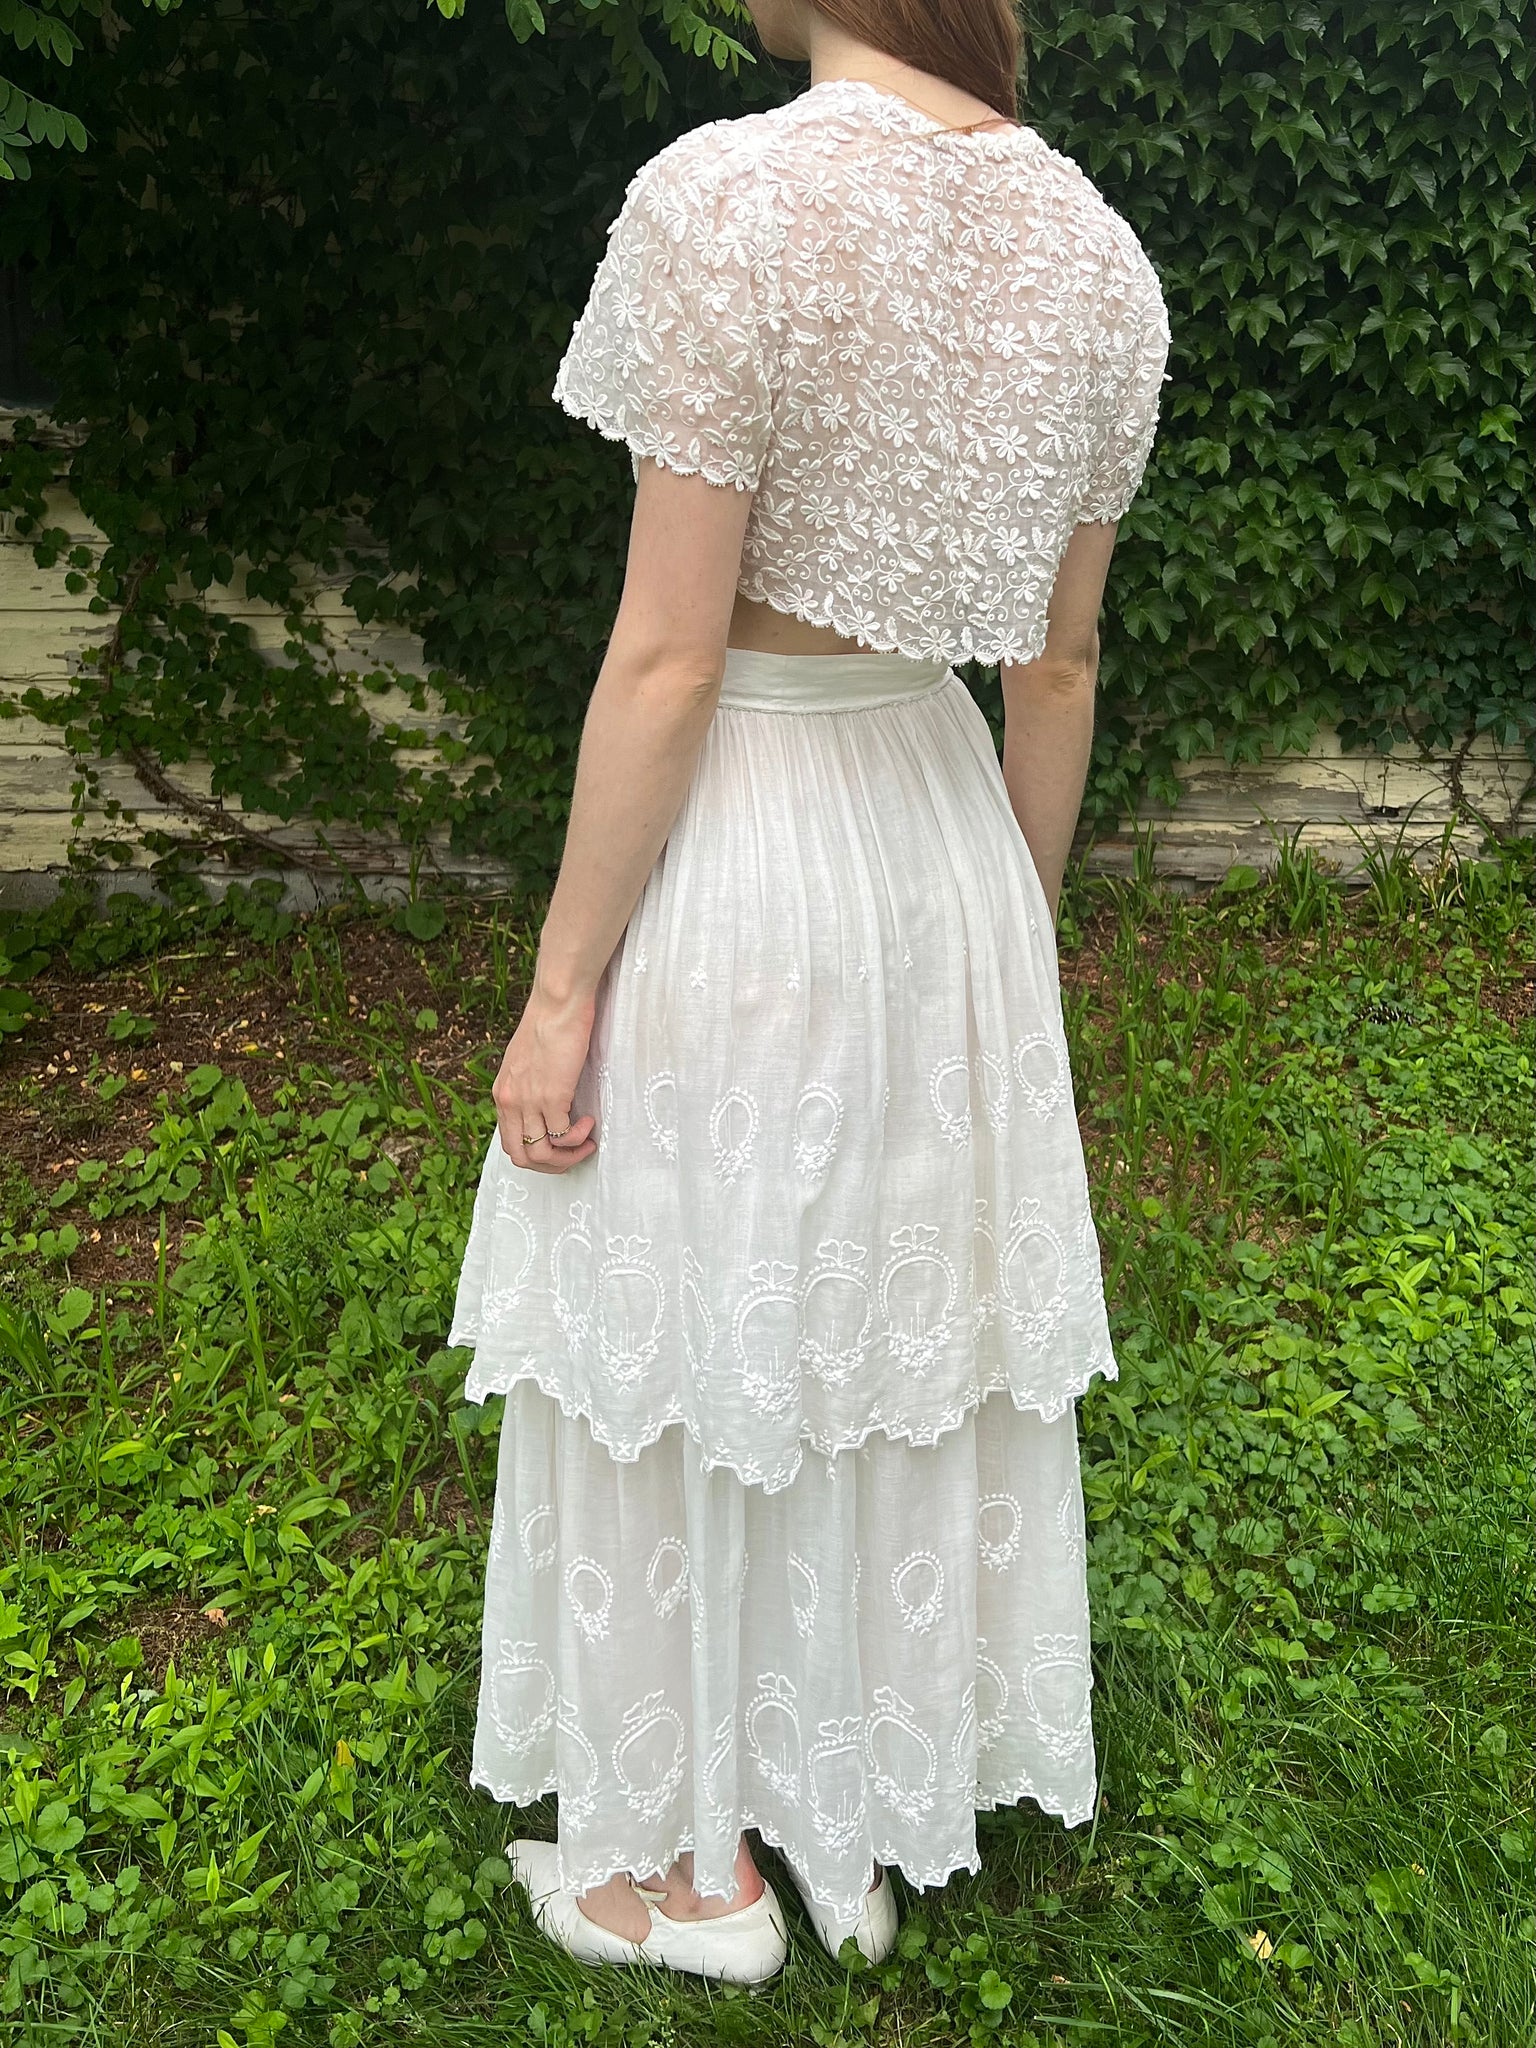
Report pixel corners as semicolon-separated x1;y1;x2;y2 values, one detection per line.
473;1380;1096;1925
453;646;1116;1927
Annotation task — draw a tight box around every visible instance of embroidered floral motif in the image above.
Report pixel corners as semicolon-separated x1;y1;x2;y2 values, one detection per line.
977;1494;1023;1574
891;1551;946;1634
1012;1033;1068;1119
646;1538;691;1620
972;1197;999;1339
679;1243;717;1376
807;1715;867;1853
866;1685;938;1827
788;1554;820;1640
746;1672;803;1801
550;1201;596;1348
1020;1634;1093;1767
565;1558;615;1642
710;1086;759;1186
733;1259;802;1420
979;1052;1011;1132
1057;1484;1087;1571
700;1711;737;1839
996;1197;1069;1354
643;1070;679;1160
879;1224;960;1377
974;1637;1011;1757
952;1680;978;1790
483;1638;555;1760
928;1053;973;1148
553;1691;602;1828
518;1503;557;1573
800;1238;874;1389
792;1083;844;1181
612;1691;687;1825
480;1177;535;1326
595;1234;666;1387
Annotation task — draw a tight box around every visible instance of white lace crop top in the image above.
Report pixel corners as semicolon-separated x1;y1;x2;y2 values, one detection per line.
551;74;1172;667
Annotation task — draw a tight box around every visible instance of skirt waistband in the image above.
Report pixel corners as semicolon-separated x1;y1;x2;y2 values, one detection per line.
717;646;954;713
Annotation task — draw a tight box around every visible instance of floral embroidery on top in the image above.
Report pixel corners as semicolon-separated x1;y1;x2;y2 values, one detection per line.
550;75;1170;667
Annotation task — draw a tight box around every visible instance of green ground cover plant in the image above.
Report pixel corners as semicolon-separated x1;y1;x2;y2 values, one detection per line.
0;835;1532;2045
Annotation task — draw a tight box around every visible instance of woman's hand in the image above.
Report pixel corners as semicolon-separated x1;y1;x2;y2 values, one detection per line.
492;986;599;1173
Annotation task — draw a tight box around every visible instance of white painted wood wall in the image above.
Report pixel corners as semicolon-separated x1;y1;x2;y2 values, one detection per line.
3;413;1531;907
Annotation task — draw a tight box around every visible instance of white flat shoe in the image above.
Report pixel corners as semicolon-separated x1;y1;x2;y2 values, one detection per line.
508;1840;788;1983
786;1858;900;1965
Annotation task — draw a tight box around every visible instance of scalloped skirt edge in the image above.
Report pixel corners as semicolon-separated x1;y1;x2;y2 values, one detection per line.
456;1338;1117;1495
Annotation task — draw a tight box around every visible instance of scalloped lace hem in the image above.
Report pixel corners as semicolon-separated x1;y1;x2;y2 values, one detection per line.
552;383;1082;665
1075;486;1142;526
730;571;1054;670
478;1773;1094;1928
551;381;760;493
453;1341;1116;1494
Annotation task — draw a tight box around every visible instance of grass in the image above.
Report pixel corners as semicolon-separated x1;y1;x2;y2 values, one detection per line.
0;836;1532;2048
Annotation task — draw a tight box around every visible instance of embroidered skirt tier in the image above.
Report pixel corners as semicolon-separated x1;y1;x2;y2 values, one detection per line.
449;646;1119;1926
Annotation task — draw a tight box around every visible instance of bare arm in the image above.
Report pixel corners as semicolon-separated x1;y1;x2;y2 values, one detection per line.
998;521;1121;925
533;462;752;1003
492;459;752;1170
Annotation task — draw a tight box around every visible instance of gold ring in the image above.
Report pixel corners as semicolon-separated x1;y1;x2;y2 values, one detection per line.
520;1129;546;1147
546;1123;571;1140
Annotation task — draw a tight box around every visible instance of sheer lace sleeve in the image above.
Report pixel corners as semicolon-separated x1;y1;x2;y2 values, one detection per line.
551;135;777;493
1077;248;1172;526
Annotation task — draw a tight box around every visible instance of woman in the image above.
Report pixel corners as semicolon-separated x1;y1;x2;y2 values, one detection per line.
448;0;1169;1985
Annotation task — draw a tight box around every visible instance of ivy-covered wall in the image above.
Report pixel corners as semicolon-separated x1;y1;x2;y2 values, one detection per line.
0;0;1531;889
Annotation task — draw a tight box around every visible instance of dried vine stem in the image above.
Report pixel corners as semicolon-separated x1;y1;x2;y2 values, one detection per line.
87;549;354;876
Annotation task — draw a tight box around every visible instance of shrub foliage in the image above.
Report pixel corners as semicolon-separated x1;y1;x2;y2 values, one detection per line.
0;0;1531;886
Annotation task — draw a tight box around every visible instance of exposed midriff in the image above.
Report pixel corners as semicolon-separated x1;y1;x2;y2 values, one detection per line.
725;591;874;656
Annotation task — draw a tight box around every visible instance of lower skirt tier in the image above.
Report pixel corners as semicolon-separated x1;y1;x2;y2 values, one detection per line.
472;1380;1099;1926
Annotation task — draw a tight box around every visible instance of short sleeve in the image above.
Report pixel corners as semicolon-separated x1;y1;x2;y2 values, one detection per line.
550;137;777;493
1078;245;1171;525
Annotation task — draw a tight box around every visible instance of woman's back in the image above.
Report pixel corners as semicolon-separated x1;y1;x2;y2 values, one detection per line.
553;73;1171;665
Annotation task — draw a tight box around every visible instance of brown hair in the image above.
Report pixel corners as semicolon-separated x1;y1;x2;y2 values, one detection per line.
794;0;1027;124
